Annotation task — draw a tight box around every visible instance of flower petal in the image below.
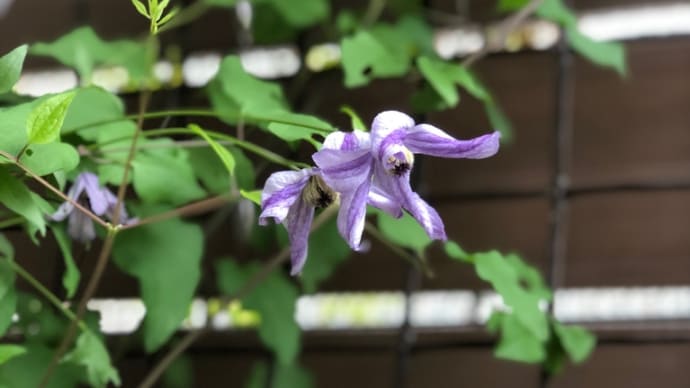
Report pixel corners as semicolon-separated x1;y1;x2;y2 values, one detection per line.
368;185;403;218
259;169;313;225
371;111;415;153
68;211;96;243
312;148;372;194
81;172;111;215
284;197;315;275
404;124;500;159
373;164;446;241
50;175;88;221
337;178;371;250
323;130;370;151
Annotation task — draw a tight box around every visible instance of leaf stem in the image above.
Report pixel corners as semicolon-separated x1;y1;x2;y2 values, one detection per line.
364;221;434;277
0;216;25;229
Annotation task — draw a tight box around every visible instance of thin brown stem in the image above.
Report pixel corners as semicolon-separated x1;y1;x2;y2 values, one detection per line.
461;0;543;68
0;150;109;229
121;194;237;231
137;205;338;388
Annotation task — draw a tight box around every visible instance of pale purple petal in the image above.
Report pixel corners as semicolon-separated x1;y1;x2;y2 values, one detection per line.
68;210;96;243
337;179;371;250
323;130;370;151
312;148;373;194
404;125;500;159
80;172;111;215
259;169;313;225
373;164;446;241
370;111;415;153
367;185;403;218
285;197;315;275
50;176;87;221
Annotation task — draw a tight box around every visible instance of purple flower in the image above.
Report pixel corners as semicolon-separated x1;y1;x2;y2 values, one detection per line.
313;110;500;247
259;168;336;275
51;172;131;242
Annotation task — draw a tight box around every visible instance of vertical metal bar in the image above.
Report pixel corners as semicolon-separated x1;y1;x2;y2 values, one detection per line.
541;30;575;388
393;263;422;388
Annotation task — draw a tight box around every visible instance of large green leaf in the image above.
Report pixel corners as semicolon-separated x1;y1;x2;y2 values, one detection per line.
0;101;34;155
259;0;329;28
0;45;28;93
188;124;235;176
62;86;127;137
30;27;150;82
0;345;26;366
113;215;204;352
207;55;288;123
244;361;315;388
64;330;121;387
0;241;16;337
189;146;255;194
299;217;350;293
26;91;76;145
216;259;301;364
341;29;410;88
19;142;79;177
490;312;546;363
0;167;46;236
0;344;82;388
132;142;206;206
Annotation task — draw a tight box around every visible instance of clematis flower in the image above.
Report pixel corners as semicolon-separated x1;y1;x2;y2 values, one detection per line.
259;168;337;275
51;172;132;243
313;110;500;247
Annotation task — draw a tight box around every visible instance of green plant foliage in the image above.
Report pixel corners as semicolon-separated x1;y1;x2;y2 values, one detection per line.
112;215;204;352
0;101;36;155
376;210;431;255
0;345;26;366
258;0;329;29
216;259;301;364
299;217;350;293
63;330;121;387
30;27;150;82
162;355;194;388
0;168;47;236
0;344;83;388
19;142;80;177
240;190;262;206
473;251;549;341
0;45;28;94
340;106;367;131
0;237;16;337
26;91;76;145
552;321;596;363
132;141;207;206
416;56;512;140
188;124;236;176
244;361;315;388
490;312;546;363
566;28;626;76
14;293;67;344
51;226;80;299
444;240;470;263
62;87;127;137
189;146;255;194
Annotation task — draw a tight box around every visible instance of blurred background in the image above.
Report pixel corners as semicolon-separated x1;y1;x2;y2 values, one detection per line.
1;0;689;387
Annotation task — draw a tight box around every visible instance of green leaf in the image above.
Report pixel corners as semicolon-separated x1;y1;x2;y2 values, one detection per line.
52;226;80;299
262;111;333;144
63;330;121;387
132;142;206;206
493;312;546;363
0;167;46;236
112;215;203;352
536;0;577;27
207;55;288;124
203;0;239;7
566;28;627;76
0;45;28;94
376;210;431;255
19;142;79;176
26;91;76;145
341;29;410;88
240;190;262;206
0;234;13;259
473;251;549;341
0;101;34;155
63;87;127;137
300;217;350;293
188;124;235;176
30;27;150;82
444;240;470;263
0;344;82;388
131;0;149;17
162;355;194;388
189;146;254;194
0;345;26;366
552;321;596;363
261;0;329;28
340;106;367;131
0;260;16;337
216;259;301;364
